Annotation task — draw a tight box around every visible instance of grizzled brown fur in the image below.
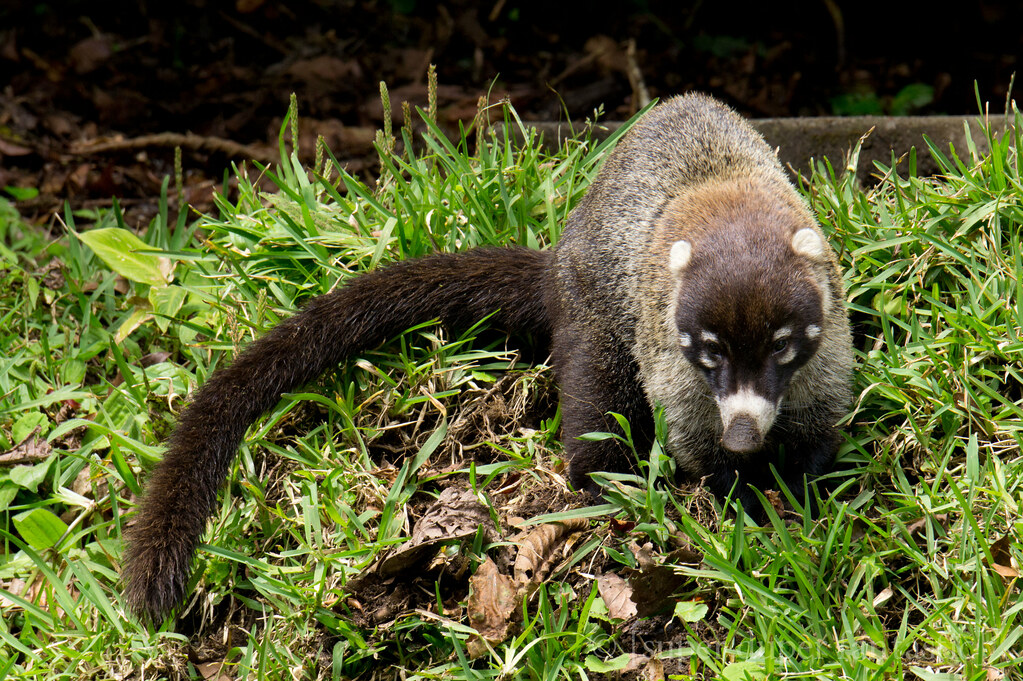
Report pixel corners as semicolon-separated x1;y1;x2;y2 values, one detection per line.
123;93;852;622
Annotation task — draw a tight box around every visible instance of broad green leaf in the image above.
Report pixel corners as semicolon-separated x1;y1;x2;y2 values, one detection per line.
0;387;91;414
12;411;48;443
584;653;632;673
673;600;709;622
114;304;152;345
0;482;18;510
722;661;766;681
62;358;87;384
4;185;39;201
10;459;51;493
149;284;187;332
13;508;68;550
78;227;172;286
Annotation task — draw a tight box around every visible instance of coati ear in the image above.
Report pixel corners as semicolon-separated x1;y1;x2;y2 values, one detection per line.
669;240;692;277
791;228;826;261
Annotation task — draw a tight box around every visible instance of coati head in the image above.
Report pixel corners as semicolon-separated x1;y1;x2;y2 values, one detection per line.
669;215;831;455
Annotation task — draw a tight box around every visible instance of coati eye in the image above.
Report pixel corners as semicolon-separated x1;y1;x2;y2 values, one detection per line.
773;338;789;353
705;340;723;357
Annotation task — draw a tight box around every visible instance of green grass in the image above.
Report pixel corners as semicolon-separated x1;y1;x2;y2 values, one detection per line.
0;92;1021;680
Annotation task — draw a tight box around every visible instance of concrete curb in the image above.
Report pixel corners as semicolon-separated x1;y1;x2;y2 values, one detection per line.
511;114;1009;182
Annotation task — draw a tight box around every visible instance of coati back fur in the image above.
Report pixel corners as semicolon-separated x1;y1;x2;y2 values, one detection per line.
123;92;853;622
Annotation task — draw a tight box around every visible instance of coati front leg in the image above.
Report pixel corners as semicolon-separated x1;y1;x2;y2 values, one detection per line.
553;322;654;492
774;411;844;510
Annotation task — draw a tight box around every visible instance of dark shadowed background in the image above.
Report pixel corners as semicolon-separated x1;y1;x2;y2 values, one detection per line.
1;0;1019;224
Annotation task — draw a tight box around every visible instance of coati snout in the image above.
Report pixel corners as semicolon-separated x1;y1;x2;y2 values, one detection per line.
123;93;853;622
720;413;763;453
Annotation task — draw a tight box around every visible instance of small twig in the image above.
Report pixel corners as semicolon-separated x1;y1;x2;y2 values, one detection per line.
487;0;507;21
71;132;274;162
218;10;291;55
549;50;601;88
625;39;651;109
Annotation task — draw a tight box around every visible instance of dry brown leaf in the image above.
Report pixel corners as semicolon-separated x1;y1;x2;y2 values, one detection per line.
0;431;51;466
988;534;1018;578
467;557;520;646
0;579;27;608
622;654;651;672
0;138;32;156
512;517;588;585
609;517;636;534
639;656;666;681
624;543;687;618
235;0;265;12
39;260;65;290
872;586;894;608
140;351;171;367
989;534;1012;565
378;487;495;578
195;660;233;681
68;36;113;74
622;653;666;678
584;35;627;75
763;489;786;516
905;513;950;540
597;572;638;620
991;564;1018;579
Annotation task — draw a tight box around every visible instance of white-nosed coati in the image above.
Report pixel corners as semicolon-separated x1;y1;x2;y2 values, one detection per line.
123;93;853;622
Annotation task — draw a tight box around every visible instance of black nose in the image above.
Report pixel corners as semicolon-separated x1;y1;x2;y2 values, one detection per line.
721;415;763;453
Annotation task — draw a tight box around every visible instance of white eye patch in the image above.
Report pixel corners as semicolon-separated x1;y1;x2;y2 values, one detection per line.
699;352;719;369
679;332;692;348
772;326;796;364
776;346;798;365
805;324;821;340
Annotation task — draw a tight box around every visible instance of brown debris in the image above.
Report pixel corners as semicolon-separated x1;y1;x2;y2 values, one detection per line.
512;516;589;584
346;477;593;654
597;572;638;620
987;534;1019;579
377;487;496;579
70;132;274;163
0;430;52;466
467;557;519;645
597;540;704;623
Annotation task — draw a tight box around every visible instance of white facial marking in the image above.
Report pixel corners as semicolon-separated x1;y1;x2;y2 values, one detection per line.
805;324;822;340
817;278;831;316
776;346;798;365
679;332;692;348
699;352;718;369
669;240;692;277
715;386;778;437
791;227;825;260
700;330;718;344
772;326;792;341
